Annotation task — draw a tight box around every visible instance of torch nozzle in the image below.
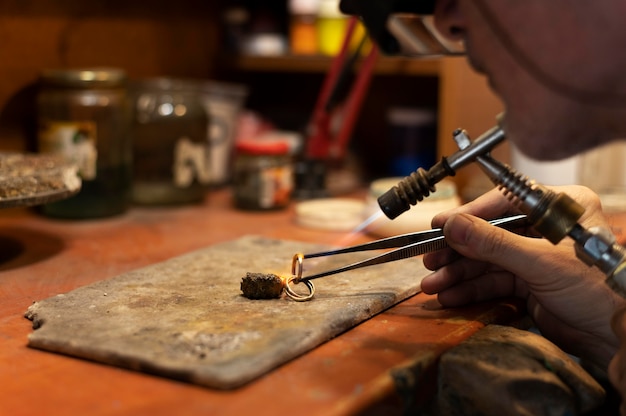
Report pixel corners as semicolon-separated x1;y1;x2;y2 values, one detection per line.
377;123;506;220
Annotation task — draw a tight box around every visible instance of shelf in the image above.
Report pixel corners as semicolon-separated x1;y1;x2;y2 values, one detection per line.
222;54;442;76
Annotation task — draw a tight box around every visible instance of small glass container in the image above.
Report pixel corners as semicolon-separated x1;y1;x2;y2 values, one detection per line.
37;67;132;218
131;78;210;205
233;140;293;210
387;107;437;177
288;0;319;55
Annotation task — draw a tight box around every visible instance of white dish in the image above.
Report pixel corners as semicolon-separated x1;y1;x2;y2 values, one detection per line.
295;198;366;231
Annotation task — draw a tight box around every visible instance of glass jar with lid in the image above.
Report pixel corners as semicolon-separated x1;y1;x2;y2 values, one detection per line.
233;139;293;210
37;67;132;218
131;78;211;205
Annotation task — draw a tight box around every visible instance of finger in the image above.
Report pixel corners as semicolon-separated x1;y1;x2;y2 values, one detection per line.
422;247;459;271
421;256;491;294
441;213;564;287
435;270;520;307
421;254;525;305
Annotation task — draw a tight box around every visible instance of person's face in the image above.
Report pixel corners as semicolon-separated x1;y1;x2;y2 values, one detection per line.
433;0;626;160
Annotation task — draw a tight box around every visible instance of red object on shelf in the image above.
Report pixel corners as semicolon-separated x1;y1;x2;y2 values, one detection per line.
305;16;379;161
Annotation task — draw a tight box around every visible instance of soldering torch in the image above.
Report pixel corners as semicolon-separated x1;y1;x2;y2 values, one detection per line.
378;120;626;296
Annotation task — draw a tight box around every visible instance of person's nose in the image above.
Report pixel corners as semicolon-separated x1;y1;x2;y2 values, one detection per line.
433;0;466;41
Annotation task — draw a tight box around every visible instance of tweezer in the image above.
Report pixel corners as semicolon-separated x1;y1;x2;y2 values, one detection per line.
296;214;529;282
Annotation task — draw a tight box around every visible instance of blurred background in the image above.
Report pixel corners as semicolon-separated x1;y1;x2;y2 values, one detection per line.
0;0;503;196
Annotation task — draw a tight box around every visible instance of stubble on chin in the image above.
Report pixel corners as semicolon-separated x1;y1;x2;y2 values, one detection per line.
502;114;599;162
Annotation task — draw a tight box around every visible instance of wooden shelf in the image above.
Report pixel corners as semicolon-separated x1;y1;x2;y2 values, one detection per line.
218;53;504;193
222;54;441;76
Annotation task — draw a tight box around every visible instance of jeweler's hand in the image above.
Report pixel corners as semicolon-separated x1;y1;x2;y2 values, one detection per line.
421;185;626;371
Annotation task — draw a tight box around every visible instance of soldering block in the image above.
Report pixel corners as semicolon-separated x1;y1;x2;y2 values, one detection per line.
25;235;427;389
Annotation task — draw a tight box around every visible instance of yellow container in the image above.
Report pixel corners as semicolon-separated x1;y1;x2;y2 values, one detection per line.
316;0;348;56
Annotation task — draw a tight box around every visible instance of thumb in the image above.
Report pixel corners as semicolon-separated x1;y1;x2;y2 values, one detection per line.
443;213;546;279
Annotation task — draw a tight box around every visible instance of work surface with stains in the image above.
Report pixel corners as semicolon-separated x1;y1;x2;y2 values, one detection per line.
2;190;525;415
25;235;427;389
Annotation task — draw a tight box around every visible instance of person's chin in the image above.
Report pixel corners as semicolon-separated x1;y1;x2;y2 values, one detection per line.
509;137;578;161
503;122;563;161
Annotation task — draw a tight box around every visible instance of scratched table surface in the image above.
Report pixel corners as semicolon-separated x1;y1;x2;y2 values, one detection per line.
0;188;524;416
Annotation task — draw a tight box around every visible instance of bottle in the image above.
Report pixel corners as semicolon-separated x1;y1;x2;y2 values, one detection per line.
317;0;348;56
387;107;437;177
37;67;132;218
233;139;293;210
288;0;319;55
131;78;211;205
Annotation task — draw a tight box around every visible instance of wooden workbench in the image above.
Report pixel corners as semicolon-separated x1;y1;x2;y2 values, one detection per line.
0;188;523;415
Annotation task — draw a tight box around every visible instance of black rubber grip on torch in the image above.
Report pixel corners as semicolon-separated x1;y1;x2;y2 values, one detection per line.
377;157;456;220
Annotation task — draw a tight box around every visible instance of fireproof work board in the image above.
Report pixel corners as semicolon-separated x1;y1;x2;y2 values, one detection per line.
25;235;426;389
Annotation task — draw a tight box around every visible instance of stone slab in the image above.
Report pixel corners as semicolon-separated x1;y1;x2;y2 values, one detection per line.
25;235;426;389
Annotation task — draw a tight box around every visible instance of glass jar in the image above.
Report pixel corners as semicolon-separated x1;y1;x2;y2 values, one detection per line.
288;0;319;55
233;140;293;210
37;67;132;218
131;78;210;205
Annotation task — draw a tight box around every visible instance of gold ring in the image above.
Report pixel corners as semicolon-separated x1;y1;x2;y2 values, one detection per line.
291;253;304;283
285;276;315;302
285;253;315;301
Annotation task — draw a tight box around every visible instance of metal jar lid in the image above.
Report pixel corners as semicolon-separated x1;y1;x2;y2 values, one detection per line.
40;67;127;88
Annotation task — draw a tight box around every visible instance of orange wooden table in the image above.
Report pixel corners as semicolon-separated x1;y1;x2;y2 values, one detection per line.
0;189;523;416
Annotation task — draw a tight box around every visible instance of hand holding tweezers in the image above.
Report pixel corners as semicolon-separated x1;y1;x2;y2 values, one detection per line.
291;214;529;283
